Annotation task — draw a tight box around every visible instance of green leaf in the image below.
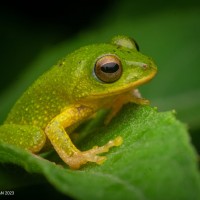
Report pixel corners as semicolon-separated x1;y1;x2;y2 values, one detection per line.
0;105;200;200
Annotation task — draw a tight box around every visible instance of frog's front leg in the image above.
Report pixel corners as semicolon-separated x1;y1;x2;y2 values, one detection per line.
45;104;122;169
105;89;149;124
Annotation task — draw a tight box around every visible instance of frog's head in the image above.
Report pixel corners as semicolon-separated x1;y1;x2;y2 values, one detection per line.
62;35;157;101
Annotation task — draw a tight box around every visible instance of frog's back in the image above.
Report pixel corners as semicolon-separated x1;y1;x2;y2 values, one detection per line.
4;47;92;128
5;65;72;129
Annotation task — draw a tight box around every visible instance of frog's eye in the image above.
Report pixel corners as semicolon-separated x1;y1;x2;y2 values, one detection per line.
94;55;122;83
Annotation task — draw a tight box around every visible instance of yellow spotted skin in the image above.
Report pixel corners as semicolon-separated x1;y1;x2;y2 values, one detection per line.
0;35;157;169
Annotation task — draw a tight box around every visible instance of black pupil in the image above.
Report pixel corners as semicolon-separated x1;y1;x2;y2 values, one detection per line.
101;62;119;73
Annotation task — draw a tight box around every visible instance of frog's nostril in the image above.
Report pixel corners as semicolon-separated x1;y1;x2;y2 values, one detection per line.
142;64;148;69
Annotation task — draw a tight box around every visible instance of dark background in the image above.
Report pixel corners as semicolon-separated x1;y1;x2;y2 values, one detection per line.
0;0;116;92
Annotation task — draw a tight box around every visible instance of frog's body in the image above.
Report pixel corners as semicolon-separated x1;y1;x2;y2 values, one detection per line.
0;36;157;169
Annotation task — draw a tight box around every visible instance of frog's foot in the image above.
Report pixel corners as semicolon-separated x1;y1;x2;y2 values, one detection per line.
65;136;123;169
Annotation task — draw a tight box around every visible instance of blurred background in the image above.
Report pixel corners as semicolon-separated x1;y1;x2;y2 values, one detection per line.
0;0;200;198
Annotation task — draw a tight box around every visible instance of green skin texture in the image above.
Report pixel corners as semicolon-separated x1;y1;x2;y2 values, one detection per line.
0;36;157;168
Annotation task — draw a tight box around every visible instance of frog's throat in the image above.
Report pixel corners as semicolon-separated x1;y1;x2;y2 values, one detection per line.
88;70;157;99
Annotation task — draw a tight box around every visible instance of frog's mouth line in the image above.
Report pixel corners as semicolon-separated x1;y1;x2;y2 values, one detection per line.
88;70;157;99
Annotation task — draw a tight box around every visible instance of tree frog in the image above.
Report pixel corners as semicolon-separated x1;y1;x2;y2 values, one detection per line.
0;36;157;169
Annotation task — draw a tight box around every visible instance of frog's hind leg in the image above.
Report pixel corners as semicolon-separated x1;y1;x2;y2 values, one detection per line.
0;124;46;153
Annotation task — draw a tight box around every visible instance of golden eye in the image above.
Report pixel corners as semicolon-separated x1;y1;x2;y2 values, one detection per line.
94;55;122;83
